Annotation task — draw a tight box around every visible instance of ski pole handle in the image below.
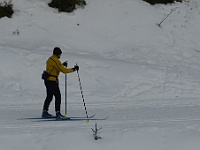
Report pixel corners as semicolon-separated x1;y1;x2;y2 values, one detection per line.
74;63;79;72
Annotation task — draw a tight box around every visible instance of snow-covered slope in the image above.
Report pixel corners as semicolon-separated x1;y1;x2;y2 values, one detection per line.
0;0;200;149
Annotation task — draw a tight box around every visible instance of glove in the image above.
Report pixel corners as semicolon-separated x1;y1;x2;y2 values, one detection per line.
73;65;79;71
63;61;68;67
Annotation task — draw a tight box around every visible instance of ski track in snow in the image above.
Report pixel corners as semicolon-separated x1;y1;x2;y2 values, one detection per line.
1;97;200;134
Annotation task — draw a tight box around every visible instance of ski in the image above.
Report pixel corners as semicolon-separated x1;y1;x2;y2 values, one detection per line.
22;114;96;120
58;115;109;121
35;115;109;122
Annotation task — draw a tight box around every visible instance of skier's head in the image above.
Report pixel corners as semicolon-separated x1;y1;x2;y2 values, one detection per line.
53;47;62;56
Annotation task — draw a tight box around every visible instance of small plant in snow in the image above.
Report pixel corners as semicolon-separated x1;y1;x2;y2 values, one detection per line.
157;7;178;27
12;29;19;35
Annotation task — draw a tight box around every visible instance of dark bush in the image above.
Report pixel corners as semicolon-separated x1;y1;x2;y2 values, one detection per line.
143;0;183;5
49;0;86;13
76;0;86;7
0;0;14;19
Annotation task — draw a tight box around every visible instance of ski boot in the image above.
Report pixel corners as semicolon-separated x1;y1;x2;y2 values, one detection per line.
56;111;65;120
42;110;53;118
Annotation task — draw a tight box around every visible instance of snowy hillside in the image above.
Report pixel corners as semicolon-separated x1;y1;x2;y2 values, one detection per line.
1;0;200;149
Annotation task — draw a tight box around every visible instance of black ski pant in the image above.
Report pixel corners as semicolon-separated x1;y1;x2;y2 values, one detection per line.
43;80;61;112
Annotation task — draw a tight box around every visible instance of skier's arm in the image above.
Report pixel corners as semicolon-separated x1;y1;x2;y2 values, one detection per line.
56;60;75;73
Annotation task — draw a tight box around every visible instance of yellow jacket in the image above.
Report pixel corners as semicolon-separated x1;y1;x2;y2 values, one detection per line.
46;55;75;81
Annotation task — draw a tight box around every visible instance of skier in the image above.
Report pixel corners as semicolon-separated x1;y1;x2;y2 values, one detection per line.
42;47;79;119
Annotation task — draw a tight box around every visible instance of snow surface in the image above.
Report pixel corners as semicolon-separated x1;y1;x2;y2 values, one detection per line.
1;0;200;149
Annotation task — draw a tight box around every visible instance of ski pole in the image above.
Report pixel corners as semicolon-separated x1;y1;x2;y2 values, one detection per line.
76;66;89;120
64;73;67;117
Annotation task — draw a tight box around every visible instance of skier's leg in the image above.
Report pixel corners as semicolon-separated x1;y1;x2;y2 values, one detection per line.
43;80;54;111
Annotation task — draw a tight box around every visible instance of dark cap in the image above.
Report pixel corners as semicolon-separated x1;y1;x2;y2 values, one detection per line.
53;47;62;55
